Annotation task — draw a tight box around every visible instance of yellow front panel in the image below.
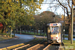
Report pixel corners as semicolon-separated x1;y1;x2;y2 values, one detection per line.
51;33;61;37
51;35;57;37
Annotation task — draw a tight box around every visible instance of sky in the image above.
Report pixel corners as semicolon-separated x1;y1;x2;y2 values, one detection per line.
36;0;65;15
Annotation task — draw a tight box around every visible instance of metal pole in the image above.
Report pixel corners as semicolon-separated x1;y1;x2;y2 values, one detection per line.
63;8;65;40
71;4;74;44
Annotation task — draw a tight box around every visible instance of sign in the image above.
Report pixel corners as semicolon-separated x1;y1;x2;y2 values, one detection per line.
50;24;53;26
50;23;61;26
50;24;57;26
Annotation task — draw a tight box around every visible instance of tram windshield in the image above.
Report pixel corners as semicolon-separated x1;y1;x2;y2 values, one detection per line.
50;26;59;34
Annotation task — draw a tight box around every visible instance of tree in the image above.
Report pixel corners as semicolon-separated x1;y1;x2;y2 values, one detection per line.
34;11;61;34
48;0;73;40
0;0;44;34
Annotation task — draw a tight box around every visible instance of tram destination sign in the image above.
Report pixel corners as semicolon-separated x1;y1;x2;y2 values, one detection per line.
50;23;61;26
50;24;57;26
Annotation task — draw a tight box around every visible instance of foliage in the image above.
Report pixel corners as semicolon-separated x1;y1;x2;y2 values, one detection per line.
34;11;61;30
48;0;74;40
0;0;44;33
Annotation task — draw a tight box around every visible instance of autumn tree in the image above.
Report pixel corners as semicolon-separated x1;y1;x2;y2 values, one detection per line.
0;0;44;34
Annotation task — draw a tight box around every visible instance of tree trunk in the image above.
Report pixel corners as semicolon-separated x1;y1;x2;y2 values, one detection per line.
68;24;71;40
30;26;31;33
34;27;35;35
10;28;12;38
40;30;41;35
16;28;18;34
14;32;15;37
27;26;28;33
44;27;45;35
25;26;26;33
2;25;6;33
68;15;71;40
20;28;21;34
37;29;38;35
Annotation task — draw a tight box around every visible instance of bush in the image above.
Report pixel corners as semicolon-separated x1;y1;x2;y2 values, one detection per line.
12;35;14;37
6;33;10;36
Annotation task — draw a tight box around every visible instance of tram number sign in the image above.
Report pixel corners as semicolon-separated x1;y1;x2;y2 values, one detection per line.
50;24;57;26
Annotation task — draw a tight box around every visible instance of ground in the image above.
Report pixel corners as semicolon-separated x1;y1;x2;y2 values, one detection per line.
0;35;11;41
0;34;34;48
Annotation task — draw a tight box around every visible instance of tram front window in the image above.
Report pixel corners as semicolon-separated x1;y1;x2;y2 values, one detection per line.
50;26;59;34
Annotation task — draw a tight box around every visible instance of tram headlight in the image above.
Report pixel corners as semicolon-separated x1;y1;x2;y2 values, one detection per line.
56;35;58;37
56;35;58;39
56;37;58;39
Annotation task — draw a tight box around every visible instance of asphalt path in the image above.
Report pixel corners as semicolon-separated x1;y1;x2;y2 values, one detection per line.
0;34;34;48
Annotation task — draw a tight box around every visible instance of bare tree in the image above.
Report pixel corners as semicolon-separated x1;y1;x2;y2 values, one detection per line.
44;0;72;40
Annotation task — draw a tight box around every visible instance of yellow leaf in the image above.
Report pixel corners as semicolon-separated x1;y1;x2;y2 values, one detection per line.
9;26;11;28
61;15;64;20
8;0;12;3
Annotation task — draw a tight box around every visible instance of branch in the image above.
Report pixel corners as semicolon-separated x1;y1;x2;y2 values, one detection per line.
57;0;69;18
62;7;66;14
68;0;71;11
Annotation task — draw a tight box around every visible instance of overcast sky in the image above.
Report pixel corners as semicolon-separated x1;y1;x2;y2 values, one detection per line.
36;0;65;15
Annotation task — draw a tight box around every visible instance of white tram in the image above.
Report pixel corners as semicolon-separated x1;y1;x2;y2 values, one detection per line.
47;23;63;44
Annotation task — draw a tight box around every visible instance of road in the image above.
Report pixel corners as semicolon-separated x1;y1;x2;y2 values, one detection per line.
0;34;34;48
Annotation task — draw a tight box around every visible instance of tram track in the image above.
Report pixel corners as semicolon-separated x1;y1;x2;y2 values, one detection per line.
26;42;64;50
26;40;47;50
11;38;40;50
43;43;64;50
11;38;64;50
12;38;46;50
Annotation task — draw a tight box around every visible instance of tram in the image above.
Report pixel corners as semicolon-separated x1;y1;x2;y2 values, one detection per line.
47;23;63;44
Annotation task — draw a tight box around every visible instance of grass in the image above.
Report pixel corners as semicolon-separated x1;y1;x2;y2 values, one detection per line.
63;40;75;50
0;35;11;41
0;35;14;41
